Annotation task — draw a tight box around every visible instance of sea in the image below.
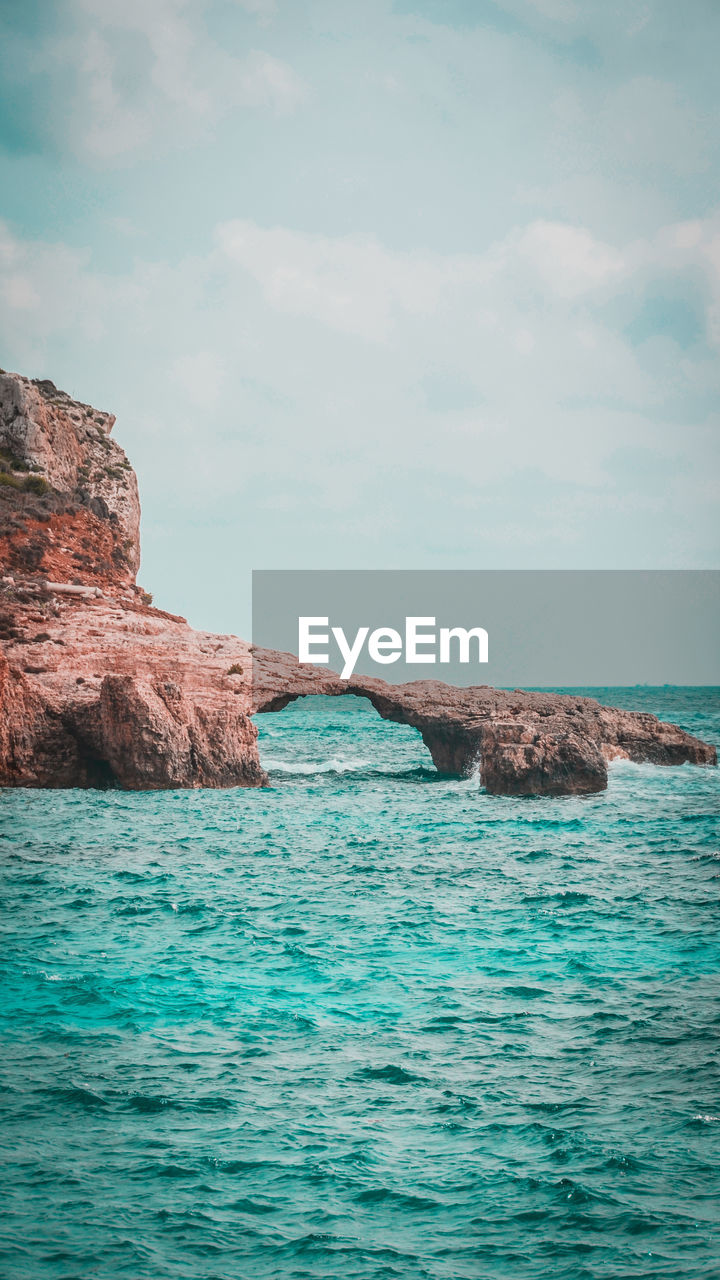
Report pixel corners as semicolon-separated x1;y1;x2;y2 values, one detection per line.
1;688;719;1280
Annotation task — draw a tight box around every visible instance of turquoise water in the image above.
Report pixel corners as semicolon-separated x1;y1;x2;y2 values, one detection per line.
1;688;719;1280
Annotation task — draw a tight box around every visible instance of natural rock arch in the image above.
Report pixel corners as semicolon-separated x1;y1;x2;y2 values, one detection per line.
250;652;716;796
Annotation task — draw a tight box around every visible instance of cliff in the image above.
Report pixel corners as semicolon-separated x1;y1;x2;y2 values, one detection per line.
0;370;715;795
0;369;262;789
0;371;139;585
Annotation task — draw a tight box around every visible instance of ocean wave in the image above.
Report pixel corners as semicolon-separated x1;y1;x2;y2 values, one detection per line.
355;1186;441;1211
42;1083;108;1109
354;1063;427;1085
264;755;374;775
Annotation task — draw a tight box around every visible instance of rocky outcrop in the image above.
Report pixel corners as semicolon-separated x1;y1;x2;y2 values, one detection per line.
0;651;87;787
250;653;716;796
0;588;262;790
0;368;262;790
0;368;716;796
85;672;263;790
0;371;139;585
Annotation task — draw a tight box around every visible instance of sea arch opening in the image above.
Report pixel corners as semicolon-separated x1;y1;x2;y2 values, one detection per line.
253;692;439;782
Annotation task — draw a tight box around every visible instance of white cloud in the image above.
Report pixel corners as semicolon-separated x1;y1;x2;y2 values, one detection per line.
217;213;720;359
217;216;629;338
35;0;308;161
78;30;150;158
76;0;213;112
217;221;488;339
217;216;632;342
236;51;307;114
0;221;148;356
510;222;625;297
2;274;40;312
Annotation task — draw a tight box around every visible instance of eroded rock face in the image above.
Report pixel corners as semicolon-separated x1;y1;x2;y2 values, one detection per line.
475;724;608;797
0;371;140;583
0;651;87;787
85;673;263;790
0;367;261;790
0;591;262;790
0;369;716;796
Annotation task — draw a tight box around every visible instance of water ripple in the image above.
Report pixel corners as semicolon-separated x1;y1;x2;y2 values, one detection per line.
0;688;718;1279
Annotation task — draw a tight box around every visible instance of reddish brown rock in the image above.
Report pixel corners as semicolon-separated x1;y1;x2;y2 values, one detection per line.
0;651;86;786
0;368;716;796
0;371;139;586
0;590;263;790
0;369;265;791
77;672;263;790
475;723;608;796
250;656;716;796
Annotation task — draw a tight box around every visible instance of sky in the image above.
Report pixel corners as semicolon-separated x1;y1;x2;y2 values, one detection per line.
0;0;718;635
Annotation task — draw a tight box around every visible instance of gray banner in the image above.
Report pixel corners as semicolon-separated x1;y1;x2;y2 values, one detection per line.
252;570;720;687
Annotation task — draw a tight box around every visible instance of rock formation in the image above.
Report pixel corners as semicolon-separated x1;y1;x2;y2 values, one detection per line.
0;371;139;583
0;369;715;795
0;370;262;790
251;653;716;796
